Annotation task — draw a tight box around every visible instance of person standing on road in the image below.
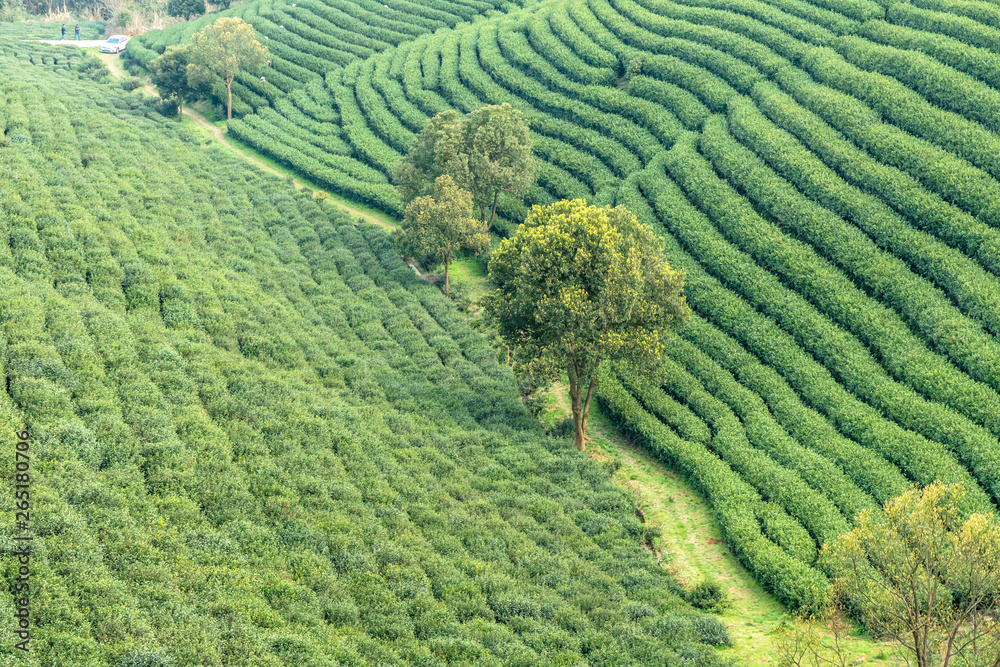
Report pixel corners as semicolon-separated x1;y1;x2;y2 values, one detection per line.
61;24;66;39
74;25;80;40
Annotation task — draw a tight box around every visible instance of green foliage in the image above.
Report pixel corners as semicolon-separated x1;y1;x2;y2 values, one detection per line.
75;53;111;82
684;580;729;613
0;46;729;666
0;0;26;20
0;20;103;39
124;0;536;114
11;0;1000;637
822;483;1000;665
167;0;205;20
397;102;537;230
484;200;690;451
119;75;143;91
396;109;462;203
151;45;192;120
188;17;268;120
396;175;489;298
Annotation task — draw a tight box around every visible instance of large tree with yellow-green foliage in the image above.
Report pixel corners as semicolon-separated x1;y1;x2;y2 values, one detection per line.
187;17;267;120
483;200;690;451
396;175;489;298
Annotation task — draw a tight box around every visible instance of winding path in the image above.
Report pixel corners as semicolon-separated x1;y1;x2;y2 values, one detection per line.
179;107;396;230
89;46;397;230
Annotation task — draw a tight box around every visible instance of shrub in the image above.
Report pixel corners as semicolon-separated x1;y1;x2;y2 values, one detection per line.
120;76;144;91
691;615;732;647
684;580;729;613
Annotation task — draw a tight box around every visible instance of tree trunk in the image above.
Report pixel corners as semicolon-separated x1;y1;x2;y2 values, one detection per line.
570;379;584;451
569;366;598;452
913;629;927;667
479;203;486;224
581;375;597;448
226;79;233;120
487;191;499;230
177;92;184;121
443;251;451;298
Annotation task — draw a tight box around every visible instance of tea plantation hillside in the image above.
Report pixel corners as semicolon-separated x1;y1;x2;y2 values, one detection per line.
125;0;540;118
0;20;104;40
0;48;733;665
147;0;1000;610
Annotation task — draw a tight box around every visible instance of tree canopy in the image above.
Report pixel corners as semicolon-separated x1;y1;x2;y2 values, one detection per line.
187;17;267;120
396;103;536;230
822;482;1000;667
151;45;192;121
483;200;690;451
166;0;204;20
396;175;489;298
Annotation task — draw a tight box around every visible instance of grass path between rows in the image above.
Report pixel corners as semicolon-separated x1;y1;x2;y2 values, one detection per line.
94;49;398;231
536;384;898;665
536;386;786;662
181;107;398;231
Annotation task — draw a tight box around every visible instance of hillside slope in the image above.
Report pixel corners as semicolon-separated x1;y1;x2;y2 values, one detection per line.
125;0;539;117
160;0;1000;608
0;48;730;665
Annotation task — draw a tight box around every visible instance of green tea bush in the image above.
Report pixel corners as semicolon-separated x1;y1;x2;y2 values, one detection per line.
700;115;1000;426
125;0;537;113
858;17;1000;91
734;89;1000;327
119;75;144;91
691;614;733;646
684;580;729;612
889;1;1000;53
76;55;111;82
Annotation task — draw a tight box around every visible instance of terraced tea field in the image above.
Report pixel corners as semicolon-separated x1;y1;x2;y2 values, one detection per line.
125;0;536;117
0;38;740;663
131;0;1000;611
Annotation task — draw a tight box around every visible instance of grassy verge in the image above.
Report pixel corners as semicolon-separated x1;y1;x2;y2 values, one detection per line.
223;132;399;228
442;255;489;313
532;382;899;664
189;98;223;125
90;49;126;78
447;256;488;299
179;113;217;144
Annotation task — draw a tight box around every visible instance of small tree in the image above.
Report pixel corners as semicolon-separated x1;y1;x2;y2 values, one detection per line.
482;200;690;451
776;593;861;667
151;45;192;121
822;482;1000;667
396;103;536;231
167;0;205;20
187;17;267;120
397;175;489;298
396;109;462;203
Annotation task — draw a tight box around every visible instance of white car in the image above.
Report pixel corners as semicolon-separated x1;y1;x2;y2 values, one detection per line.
100;35;130;54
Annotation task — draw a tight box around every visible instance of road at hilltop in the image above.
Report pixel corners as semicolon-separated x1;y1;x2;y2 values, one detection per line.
34;39;109;47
